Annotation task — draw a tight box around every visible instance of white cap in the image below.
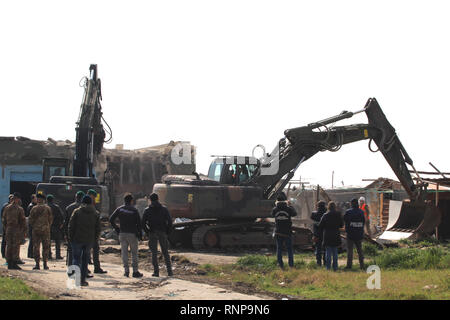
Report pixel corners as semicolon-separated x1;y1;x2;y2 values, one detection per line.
359;196;365;202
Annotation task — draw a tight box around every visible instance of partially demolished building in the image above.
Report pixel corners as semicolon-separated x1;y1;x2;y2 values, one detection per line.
0;136;195;219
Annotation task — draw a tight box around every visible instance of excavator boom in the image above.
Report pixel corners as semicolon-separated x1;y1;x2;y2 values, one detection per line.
252;98;421;202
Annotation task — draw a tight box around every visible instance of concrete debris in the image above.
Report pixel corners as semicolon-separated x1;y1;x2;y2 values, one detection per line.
422;285;438;290
99;239;119;245
102;247;121;254
101;230;119;240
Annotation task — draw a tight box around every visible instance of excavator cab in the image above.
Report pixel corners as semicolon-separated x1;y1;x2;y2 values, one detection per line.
42;157;70;182
207;157;258;185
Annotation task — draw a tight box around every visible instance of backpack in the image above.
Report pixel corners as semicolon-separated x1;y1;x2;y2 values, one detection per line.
274;210;292;237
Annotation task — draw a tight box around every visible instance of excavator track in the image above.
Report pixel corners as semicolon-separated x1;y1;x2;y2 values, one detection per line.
189;221;313;250
192;225;221;250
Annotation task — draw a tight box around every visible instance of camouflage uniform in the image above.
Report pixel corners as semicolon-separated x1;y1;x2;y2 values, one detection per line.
29;204;53;263
1;204;26;266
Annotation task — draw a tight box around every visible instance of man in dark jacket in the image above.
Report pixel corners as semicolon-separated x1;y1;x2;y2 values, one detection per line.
69;196;101;286
47;195;64;260
318;202;343;271
344;198;365;270
311;200;327;266
142;193;173;277
64;191;84;266
25;194;37;259
271;192;297;269
87;189;107;274
110;193;143;278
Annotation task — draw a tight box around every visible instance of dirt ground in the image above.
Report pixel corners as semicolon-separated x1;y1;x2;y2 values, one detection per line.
0;239;273;300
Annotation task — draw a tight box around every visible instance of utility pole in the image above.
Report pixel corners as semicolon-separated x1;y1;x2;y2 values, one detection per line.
332;171;334;189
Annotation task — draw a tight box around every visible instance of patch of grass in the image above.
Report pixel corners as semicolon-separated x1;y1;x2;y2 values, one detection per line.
236;255;279;272
399;237;440;248
373;247;449;270
199;263;220;273
200;248;450;300
0;276;46;300
306;260;320;269
362;242;380;257
293;259;307;269
398;239;413;246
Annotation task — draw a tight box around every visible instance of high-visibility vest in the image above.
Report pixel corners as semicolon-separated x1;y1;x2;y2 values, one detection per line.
360;203;369;220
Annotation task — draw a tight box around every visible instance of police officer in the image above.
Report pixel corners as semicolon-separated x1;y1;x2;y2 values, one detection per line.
344;198;365;270
271;192;297;269
311;200;327;266
87;189;107;274
64;191;84;266
47;195;64;260
2;192;26;270
26;194;37;259
29;193;53;270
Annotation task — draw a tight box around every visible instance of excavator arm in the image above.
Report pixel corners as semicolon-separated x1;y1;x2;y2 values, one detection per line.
251;98;421;201
73;64;109;177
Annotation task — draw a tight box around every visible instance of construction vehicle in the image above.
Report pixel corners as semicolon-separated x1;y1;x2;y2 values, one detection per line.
36;64;112;215
154;98;441;249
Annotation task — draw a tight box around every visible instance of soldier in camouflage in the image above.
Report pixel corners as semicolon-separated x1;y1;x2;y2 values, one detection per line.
1;194;14;259
2;192;26;270
29;193;53;270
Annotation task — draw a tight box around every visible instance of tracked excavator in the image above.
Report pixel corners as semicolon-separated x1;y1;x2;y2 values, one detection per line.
36;64;113;215
154;98;441;249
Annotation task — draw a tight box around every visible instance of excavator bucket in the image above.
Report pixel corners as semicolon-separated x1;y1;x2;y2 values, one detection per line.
377;200;441;244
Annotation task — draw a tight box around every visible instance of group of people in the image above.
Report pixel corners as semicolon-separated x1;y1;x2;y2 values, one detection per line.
272;194;370;272
3;186;371;283
109;192;173;281
1;189;173;287
311;197;369;271
1;190;108;275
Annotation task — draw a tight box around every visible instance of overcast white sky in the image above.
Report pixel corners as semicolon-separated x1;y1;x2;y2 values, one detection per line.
1;0;449;188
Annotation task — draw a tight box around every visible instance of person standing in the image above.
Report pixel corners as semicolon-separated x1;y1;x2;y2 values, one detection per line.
142;193;173;277
87;189;107;274
344;198;365;270
1;195;14;260
311;200;327;266
2;193;26;270
359;197;373;238
64;191;84;266
26;194;37;259
318;202;343;271
109;193;143;278
68;195;101;287
47;195;64;260
29;193;53;270
271;192;297;269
